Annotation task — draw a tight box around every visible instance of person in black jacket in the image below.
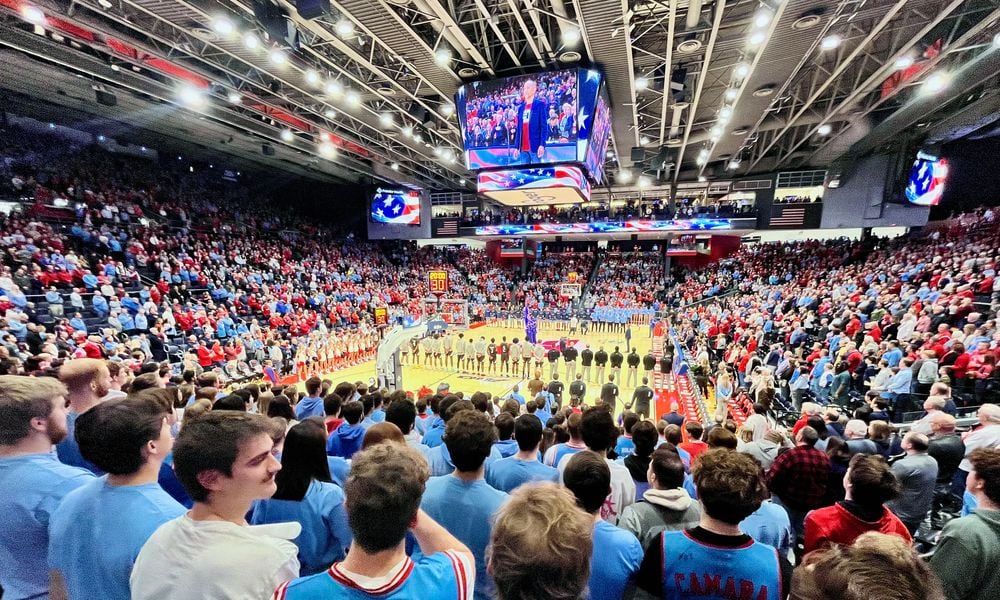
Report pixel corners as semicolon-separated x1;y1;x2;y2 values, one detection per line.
600;373;620;414
569;373;586;405
547;374;565;410
626;349;641;387
928;412;965;522
580;345;594;382
642;351;656;377
546;346;561;379
628;377;654;420
563;344;578;375
610;346;624;381
594;347;609;384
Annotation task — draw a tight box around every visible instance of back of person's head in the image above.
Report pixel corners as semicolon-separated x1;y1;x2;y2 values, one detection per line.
664;424;683;445
385;399;416;435
513;414;543;452
566;411;583;440
707;426;738;450
685;421;704;441
76;394;171;474
173;411;276;503
845;419;869;439
361;394;377;417
846;454;901;507
489;482;593;600
362;422;405;449
323;392;343;418
341;400;364;425
273;419;332;501
437;395;461;421
267;395;295;420
345;444;430;553
444;398;474;422
968;447;1000;505
333;381;357;402
581;406;616;453
304;376;322;397
470;391;490;413
693;449;765;524
213;394;247;412
563;451;611;514
631;421;658;458
807;415;827;436
444;409;496;472
797;426;820;447
0;375;68;445
58;358;108;394
184;398;213;421
622;411;639;435
791;532;945;600
494;412;515;441
196;372;219;388
128;372;161;393
649;446;686;489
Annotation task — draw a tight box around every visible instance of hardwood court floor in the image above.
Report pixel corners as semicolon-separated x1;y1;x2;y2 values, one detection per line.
314;323;661;411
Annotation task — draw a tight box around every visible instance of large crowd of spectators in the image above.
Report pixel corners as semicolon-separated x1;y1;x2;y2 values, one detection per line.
459;196;756;227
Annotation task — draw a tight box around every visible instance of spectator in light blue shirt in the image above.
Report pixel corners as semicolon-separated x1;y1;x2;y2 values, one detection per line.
251;420;351;576
420;410;509;600
486;414;558;493
49;392;185;600
883;341;904;368
0;375;94;600
563;451;642;600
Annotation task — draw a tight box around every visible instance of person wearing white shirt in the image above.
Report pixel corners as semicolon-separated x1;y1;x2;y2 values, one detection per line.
130;412;300;599
558;408;635;524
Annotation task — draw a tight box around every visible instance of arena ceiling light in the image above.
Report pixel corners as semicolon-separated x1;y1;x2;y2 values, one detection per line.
993;32;1000;48
816;123;832;136
561;28;581;46
616;170;632;183
401;125;414;137
244;32;260;50
753;9;772;29
280;129;294;142
638;176;651;189
696;155;707;166
335;19;355;37
325;80;343;97
734;63;750;80
434;48;453;66
719;106;733;121
441;103;455;117
921;71;952;95
748;31;767;47
318;142;337;158
894;55;915;70
379;113;394;127
698;175;707;183
97;0;113;8
211;16;235;36
178;85;207;109
227;91;242;104
345;90;360;107
725;88;738;102
390;162;400;170
459;178;467;185
820;34;842;51
21;5;45;24
324;109;336;119
640;135;651;146
304;69;321;87
268;48;288;66
727;159;741;170
634;76;649;91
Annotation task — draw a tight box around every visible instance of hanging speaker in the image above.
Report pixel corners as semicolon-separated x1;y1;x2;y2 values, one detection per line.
295;0;331;20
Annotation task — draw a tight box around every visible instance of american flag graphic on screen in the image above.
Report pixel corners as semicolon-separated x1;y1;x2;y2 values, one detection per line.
371;188;421;225
477;166;588;193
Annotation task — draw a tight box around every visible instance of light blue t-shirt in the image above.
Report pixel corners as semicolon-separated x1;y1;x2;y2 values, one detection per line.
425;443;504;478
615;435;636;459
48;478;185;600
588;520;642;600
0;453;94;600
250;480;352;576
419;476;509;600
485;456;559;493
55;412;102;474
740;499;794;558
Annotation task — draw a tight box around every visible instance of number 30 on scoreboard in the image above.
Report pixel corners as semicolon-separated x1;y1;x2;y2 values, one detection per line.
428;270;450;294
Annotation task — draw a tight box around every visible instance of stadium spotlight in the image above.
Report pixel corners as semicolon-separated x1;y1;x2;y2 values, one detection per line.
638;176;651;188
640;135;651;146
304;69;321;86
816;123;832;136
433;147;444;157
616;170;632;183
97;0;113;7
324;108;337;119
894;55;915;70
748;31;766;47
993;31;1000;48
269;48;288;65
727;159;740;170
212;16;235;36
820;34;842;50
401;125;414;138
227;91;242;104
178;85;207;109
562;28;581;46
441;103;455;117
379;113;394;127
345;90;360;107
280;129;294;142
719;106;733;121
21;5;45;24
318;141;337;158
698;175;707;182
696;155;707;166
634;76;649;91
335;19;354;37
244;32;260;50
325;80;343;97
753;9;772;29
921;71;952;95
459;178;467;185
391;162;400;171
434;48;453;66
725;88;738;102
734;63;750;79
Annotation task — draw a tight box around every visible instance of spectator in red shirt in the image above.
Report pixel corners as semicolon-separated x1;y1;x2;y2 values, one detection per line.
803;454;910;554
766;426;832;538
677;421;709;463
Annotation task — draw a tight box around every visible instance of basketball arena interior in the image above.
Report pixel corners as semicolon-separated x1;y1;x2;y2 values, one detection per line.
1;0;1000;599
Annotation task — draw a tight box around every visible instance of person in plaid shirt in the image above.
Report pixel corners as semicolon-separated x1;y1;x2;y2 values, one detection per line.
766;426;831;538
